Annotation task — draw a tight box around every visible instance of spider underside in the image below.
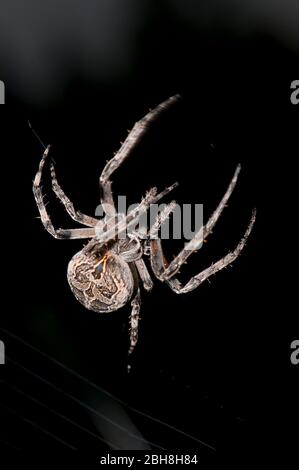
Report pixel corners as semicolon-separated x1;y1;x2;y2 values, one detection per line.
33;95;256;367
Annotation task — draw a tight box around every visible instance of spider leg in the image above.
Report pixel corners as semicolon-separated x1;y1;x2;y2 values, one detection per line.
160;164;241;280
33;146;96;240
99;95;180;216
50;163;99;227
135;259;154;292
118;236;143;262
55;227;96;239
96;183;178;245
148;201;177;239
128;288;142;370
150;209;256;293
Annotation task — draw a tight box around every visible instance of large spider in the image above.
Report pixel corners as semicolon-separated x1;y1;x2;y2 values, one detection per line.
33;95;256;366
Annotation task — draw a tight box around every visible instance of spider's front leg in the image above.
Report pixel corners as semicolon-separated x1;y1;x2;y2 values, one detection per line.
99;95;180;216
96;183;178;246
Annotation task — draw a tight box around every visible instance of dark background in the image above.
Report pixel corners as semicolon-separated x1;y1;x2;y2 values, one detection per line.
0;1;298;465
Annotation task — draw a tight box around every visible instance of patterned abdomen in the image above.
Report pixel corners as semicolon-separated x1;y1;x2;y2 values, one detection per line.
67;251;134;313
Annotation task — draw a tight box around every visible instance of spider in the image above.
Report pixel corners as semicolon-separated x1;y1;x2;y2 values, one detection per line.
33;95;256;367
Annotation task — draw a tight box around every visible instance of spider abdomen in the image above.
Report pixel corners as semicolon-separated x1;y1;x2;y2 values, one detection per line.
67;251;134;313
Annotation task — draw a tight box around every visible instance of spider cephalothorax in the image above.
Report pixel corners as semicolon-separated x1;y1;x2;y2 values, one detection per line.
33;95;256;365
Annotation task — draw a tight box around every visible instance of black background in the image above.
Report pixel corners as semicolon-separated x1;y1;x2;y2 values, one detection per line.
0;3;298;466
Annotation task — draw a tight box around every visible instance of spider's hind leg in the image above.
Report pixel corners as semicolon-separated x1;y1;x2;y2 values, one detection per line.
33;146;96;240
50;163;99;227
